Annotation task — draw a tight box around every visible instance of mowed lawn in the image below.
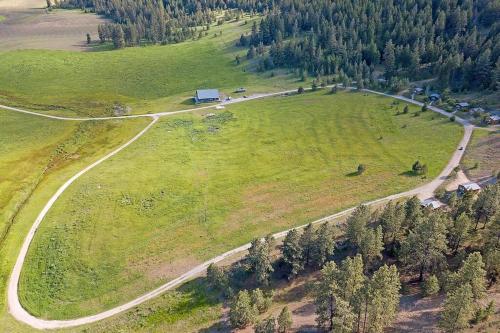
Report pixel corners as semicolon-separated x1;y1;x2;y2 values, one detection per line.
19;91;463;319
0;18;295;117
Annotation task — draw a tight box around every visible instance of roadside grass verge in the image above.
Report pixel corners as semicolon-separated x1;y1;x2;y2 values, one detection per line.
18;90;463;319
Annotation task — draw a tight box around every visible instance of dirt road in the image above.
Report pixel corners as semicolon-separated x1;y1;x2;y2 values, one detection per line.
5;89;473;329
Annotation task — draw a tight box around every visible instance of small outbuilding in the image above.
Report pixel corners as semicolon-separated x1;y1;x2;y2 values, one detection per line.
429;93;441;101
485;114;500;125
413;87;424;95
470;107;485;114
421;198;444;210
455;102;470;110
194;89;220;103
458;182;481;195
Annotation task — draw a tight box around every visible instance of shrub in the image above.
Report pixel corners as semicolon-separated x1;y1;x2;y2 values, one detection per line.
357;164;366;175
422;275;440;296
450;115;455;122
297;86;304;94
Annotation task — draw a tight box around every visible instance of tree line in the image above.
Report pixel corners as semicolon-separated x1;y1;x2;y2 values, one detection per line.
60;0;498;94
206;182;499;332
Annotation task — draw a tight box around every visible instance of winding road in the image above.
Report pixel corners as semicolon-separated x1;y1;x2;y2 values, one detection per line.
2;88;475;329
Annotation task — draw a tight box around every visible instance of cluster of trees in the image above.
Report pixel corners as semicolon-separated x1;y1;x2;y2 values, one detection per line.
206;182;498;332
236;0;499;92
60;0;234;46
314;256;400;333
58;1;498;93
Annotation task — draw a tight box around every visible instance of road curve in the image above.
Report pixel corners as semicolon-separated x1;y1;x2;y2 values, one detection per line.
6;89;472;329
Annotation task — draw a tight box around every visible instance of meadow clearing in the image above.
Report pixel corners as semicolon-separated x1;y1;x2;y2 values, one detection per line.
0;17;299;118
17;90;463;320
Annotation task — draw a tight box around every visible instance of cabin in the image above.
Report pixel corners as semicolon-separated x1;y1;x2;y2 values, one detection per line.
485;114;500;125
413;87;424;95
235;87;246;93
421;198;444;210
458;182;481;195
470;107;485;114
429;93;441;101
455;102;470;111
194;89;220;103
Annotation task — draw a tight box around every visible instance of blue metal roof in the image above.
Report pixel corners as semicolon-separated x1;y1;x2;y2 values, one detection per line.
196;89;220;100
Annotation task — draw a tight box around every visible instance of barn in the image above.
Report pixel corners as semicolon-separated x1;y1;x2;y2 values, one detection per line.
194;89;220;103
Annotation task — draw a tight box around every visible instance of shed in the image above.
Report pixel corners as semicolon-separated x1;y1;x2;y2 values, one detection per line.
194;89;220;103
458;182;481;195
413;87;424;94
455;102;470;110
470;107;485;114
429;93;441;101
421;198;444;209
485;115;500;125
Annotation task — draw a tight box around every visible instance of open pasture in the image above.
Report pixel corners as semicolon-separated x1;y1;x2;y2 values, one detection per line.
18;91;463;319
0;18;297;117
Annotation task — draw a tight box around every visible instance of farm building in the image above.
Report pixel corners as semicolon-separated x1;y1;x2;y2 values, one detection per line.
194;89;220;103
458;182;481;195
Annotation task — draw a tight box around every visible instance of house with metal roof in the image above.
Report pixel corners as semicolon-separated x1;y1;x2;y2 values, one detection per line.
421;198;444;209
194;89;220;103
455;102;470;110
429;93;441;101
458;182;481;195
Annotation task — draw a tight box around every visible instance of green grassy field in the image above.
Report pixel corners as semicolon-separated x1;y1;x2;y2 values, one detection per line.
0;18;298;117
0;109;149;332
0;111;76;245
18;90;463;319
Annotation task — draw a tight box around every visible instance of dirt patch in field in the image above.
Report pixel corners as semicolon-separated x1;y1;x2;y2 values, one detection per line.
462;131;500;181
0;1;108;51
133;256;202;283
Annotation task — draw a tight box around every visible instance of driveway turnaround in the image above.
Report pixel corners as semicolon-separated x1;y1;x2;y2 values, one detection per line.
4;89;473;329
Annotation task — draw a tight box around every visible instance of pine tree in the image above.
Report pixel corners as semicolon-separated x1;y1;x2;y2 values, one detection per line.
473;184;499;229
358;226;384;270
247;238;274;286
313;223;336;267
277;306;293;333
448;252;487;301
206;263;229;295
314;261;339;331
449;212;471;252
379;201;405;248
254;316;276;333
112;25;125;49
299;223;316;267
439;284;474;333
229;290;256;329
422;274;440;296
282;229;304;278
401;212;448;281
346;205;370;248
383;40;396;78
365;265;401;333
251;288;271;314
